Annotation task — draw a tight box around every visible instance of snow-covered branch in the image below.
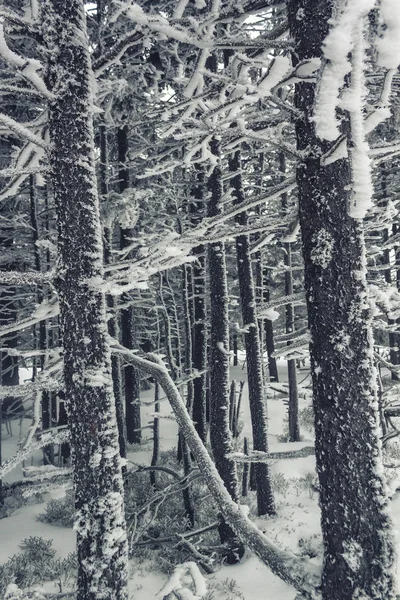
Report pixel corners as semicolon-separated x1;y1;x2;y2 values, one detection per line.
259;292;306;315
110;340;321;598
0;113;47;150
0;297;59;338
0;8;35;31
228;446;315;463
0;428;69;479
0;24;53;99
0;269;53;286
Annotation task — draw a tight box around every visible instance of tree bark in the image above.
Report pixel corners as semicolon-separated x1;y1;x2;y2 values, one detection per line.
288;2;397;599
190;166;207;442
43;2;128;598
100;123;127;461
118;125;141;445
229;148;275;516
208;138;243;558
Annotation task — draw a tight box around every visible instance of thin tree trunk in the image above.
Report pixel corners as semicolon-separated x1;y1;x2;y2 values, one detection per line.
190;167;207;442
264;285;279;382
43;3;128;598
288;2;397;598
100;123;127;461
208;137;243;558
229;148;275;516
284;241;300;442
118;125;141;445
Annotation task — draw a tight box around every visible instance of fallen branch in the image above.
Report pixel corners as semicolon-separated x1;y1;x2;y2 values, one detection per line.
228;446;315;463
110;339;321;600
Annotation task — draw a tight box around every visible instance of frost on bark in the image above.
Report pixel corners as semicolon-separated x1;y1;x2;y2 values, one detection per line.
288;2;397;599
229;149;275;517
207;138;244;559
42;2;128;598
190;165;207;442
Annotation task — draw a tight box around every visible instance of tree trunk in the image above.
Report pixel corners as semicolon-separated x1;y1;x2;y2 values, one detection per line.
43;2;128;598
264;285;279;382
288;2;397;599
100;124;127;461
283;242;300;442
208;138;243;559
229;148;275;517
190;166;207;442
118;125;141;445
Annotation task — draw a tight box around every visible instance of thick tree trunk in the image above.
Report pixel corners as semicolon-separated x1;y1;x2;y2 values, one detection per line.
43;2;128;598
288;2;397;599
208;138;243;559
229;149;275;516
118;125;141;445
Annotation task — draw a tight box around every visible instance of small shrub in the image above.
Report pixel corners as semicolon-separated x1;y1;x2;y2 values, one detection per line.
298;405;314;433
207;578;245;600
297;534;323;559
0;537;76;597
37;490;74;528
295;472;319;499
270;472;290;497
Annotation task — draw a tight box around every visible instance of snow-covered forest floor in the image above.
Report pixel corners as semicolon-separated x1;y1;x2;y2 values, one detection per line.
2;358;400;599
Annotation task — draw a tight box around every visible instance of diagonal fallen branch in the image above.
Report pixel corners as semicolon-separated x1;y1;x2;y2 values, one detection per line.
110;339;321;600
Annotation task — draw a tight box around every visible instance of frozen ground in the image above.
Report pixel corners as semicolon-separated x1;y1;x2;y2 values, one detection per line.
1;358;399;599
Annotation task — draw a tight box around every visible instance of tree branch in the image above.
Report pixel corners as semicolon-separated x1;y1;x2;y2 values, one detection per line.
110;340;321;599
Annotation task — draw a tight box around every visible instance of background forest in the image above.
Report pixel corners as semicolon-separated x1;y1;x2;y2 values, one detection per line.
0;1;400;599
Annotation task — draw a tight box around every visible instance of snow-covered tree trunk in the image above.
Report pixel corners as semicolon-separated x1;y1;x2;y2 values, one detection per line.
100;123;127;461
42;2;129;598
229;149;275;516
288;2;397;599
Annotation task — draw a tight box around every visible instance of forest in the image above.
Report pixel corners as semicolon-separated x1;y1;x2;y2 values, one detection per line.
0;0;399;599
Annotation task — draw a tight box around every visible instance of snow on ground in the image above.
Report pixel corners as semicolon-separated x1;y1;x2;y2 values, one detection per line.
1;358;397;599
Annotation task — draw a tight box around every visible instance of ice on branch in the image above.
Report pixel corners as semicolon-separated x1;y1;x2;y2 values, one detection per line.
376;0;400;69
345;22;373;219
0;24;52;99
313;0;375;142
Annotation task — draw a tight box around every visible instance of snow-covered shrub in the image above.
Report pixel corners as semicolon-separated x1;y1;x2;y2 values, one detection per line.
297;534;323;559
37;490;74;527
1;487;42;519
205;578;245;600
298;405;315;434
295;472;319;499
4;583;45;599
0;537;76;597
126;450;220;572
270;472;290;497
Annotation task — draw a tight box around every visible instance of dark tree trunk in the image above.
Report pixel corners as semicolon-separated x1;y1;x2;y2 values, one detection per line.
190;166;207;442
118;125;141;445
208;138;243;560
150;383;160;487
283;242;300;442
288;2;397;599
100;124;127;461
0;200;20;494
264;285;279;382
229;148;275;517
43;2;128;598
